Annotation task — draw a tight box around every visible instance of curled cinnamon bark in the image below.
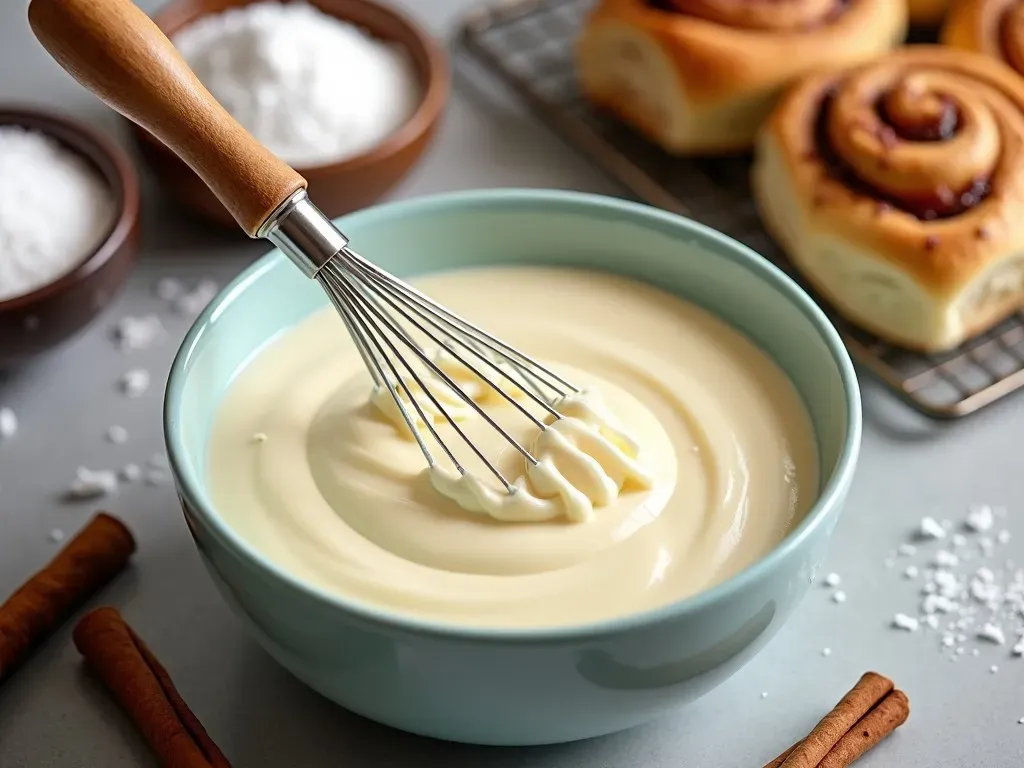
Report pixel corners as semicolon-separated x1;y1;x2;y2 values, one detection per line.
0;512;135;684
762;673;910;768
74;607;231;768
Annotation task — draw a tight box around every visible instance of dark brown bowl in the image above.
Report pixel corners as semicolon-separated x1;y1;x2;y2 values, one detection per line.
132;0;449;229
0;108;140;368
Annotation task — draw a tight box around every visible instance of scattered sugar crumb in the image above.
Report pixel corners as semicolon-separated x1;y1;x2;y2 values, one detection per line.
966;505;995;533
250;432;268;444
120;463;141;482
990;665;999;674
0;407;17;440
934;550;959;568
972;648;980;657
174;279;218;315
821;648;831;657
925;615;940;630
106;425;129;444
832;590;847;604
760;692;768;699
951;533;967;548
904;565;919;579
114;314;163;351
1012;638;1024;657
48;528;64;543
1019;717;1024;725
977;623;1006;645
923;595;958;614
893;614;919;632
145;469;167;487
824;573;841;587
67;467;118;500
120;369;150;398
897;544;917;557
998;530;1012;545
154;277;185;301
919;516;946;540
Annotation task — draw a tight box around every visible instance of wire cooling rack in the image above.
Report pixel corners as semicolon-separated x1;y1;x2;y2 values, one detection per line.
453;0;1024;419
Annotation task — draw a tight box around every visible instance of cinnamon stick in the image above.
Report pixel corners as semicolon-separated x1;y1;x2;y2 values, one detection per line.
763;672;910;768
780;672;894;767
0;512;135;683
74;607;231;768
818;690;910;768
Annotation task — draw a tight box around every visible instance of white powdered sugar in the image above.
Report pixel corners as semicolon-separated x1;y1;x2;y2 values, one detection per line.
66;467;118;500
894;613;920;632
172;2;420;167
918;516;947;540
120;463;141;482
114;315;164;351
885;504;1024;668
824;572;841;587
0;127;114;301
965;504;995;533
0;407;16;440
120;369;150;398
172;279;219;315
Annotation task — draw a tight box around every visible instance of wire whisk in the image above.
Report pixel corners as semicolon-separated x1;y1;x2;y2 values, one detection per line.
26;0;582;496
317;247;582;492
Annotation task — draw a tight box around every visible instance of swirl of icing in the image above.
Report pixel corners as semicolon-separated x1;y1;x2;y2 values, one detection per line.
429;389;655;524
666;0;842;30
943;1;1024;78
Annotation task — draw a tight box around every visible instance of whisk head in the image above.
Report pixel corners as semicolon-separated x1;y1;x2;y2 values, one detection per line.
315;247;581;492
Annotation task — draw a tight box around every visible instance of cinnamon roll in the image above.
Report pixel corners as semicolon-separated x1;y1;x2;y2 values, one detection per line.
753;47;1024;352
909;0;950;27
575;0;906;154
943;0;1024;76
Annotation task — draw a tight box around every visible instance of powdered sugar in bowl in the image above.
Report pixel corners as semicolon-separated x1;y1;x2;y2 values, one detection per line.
133;0;449;227
0;108;140;368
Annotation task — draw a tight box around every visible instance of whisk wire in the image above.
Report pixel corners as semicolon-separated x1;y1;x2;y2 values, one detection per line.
322;266;528;489
342;251;577;396
312;247;584;494
336;259;557;426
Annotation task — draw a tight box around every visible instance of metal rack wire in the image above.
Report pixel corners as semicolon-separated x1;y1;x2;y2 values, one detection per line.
453;0;1024;418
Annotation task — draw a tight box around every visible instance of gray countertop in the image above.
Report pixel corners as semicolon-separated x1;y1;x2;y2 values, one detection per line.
1;1;1022;765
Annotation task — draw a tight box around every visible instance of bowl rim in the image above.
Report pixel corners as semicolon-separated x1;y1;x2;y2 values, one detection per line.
137;0;450;177
0;105;140;312
165;188;862;644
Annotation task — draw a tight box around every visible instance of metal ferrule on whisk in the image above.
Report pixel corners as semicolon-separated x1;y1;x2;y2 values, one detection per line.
257;189;349;278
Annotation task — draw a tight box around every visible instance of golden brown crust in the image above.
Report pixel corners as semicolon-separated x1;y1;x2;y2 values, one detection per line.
909;0;951;26
585;0;906;103
575;0;906;154
760;46;1024;296
942;0;1024;75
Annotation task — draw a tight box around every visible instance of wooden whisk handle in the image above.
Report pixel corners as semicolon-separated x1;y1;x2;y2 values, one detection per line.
28;0;307;236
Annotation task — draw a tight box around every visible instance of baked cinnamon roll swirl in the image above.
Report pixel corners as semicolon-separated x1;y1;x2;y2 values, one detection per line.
575;0;906;154
943;0;1024;76
753;47;1024;351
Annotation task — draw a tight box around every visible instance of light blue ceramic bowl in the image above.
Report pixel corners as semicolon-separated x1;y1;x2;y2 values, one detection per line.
165;189;861;746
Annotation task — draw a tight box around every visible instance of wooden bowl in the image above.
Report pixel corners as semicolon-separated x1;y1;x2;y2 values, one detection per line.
131;0;449;229
0;107;140;368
